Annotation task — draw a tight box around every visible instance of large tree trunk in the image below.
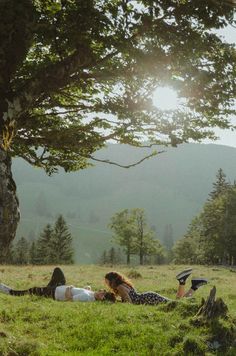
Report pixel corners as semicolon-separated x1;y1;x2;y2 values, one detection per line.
0;0;35;260
0;146;20;260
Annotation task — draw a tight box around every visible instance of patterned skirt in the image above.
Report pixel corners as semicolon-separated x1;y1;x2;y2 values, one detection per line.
128;288;169;305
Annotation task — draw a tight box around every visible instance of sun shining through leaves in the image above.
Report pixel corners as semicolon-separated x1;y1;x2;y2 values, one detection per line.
152;87;181;110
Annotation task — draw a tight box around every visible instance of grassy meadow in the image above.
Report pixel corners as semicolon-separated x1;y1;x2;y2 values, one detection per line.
0;264;235;355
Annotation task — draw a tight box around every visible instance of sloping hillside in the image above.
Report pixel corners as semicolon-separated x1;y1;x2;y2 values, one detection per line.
12;143;236;263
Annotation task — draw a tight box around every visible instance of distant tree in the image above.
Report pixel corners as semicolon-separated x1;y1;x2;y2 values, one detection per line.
109;208;161;265
163;224;174;250
223;189;236;265
200;194;229;264
29;241;38;265
163;224;174;262
99;247;123;265
148;240;166;265
108;247;116;265
177;170;236;266
173;236;198;264
99;250;108;265
172;217;204;264
114;248;124;265
208;168;230;200
13;237;30;265
36;224;54;264
108;247;123;265
109;209;136;265
132;209;161;265
49;215;74;264
109;209;135;265
201;187;236;265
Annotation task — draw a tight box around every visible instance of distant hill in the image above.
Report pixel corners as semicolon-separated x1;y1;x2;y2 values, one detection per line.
12;143;236;263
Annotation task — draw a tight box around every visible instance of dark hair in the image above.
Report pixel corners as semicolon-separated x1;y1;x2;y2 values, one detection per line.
105;271;134;294
103;291;116;303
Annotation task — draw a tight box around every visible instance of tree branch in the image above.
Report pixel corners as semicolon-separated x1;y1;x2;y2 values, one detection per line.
89;150;165;168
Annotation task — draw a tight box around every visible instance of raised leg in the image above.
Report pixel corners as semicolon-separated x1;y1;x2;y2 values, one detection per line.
47;267;66;287
175;269;192;299
184;278;208;298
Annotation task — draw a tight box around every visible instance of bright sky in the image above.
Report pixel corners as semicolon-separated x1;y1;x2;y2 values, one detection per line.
152;24;236;148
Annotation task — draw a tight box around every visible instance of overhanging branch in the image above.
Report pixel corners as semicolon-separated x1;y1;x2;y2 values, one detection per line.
89;150;165;168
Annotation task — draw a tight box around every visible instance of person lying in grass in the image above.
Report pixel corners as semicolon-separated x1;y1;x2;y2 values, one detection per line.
0;267;115;303
104;269;208;305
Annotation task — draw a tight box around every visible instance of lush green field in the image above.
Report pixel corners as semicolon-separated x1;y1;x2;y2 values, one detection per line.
0;265;235;355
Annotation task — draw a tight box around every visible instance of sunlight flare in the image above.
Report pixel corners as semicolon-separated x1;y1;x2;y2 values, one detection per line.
152;87;180;110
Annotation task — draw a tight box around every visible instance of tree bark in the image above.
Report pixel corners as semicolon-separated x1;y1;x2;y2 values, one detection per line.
0;145;20;260
195;286;228;321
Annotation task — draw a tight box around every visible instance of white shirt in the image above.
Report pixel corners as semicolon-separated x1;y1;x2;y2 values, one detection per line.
54;286;96;302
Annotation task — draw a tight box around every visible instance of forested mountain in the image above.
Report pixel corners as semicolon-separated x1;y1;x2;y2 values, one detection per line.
12;143;236;263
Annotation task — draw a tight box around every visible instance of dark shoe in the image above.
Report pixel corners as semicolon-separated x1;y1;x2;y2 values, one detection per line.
47;267;66;287
176;268;192;285
191;278;208;291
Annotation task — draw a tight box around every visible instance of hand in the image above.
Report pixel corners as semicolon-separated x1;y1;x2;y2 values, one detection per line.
65;285;74;301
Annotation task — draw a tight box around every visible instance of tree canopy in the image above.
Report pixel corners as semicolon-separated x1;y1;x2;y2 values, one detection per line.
109;208;163;264
1;0;235;173
0;0;236;253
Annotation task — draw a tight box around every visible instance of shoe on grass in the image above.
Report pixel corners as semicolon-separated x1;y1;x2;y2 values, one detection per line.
0;283;11;294
176;268;192;285
191;278;208;291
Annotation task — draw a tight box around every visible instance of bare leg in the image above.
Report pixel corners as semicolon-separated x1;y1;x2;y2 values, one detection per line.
184;278;208;298
183;288;195;298
176;284;186;298
175;269;192;299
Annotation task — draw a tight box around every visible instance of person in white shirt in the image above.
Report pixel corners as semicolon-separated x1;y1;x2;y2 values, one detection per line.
0;267;116;303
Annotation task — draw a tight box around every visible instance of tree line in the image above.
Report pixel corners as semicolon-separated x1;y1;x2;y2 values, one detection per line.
100;169;236;266
173;169;236;266
3;169;236;266
3;215;74;265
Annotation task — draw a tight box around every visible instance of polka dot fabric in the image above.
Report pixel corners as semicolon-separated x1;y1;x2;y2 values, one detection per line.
128;288;170;305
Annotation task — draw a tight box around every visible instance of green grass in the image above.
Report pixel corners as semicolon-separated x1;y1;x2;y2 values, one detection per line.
0;265;235;355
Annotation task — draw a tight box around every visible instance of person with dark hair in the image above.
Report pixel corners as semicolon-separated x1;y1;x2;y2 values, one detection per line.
0;267;116;303
104;269;207;305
